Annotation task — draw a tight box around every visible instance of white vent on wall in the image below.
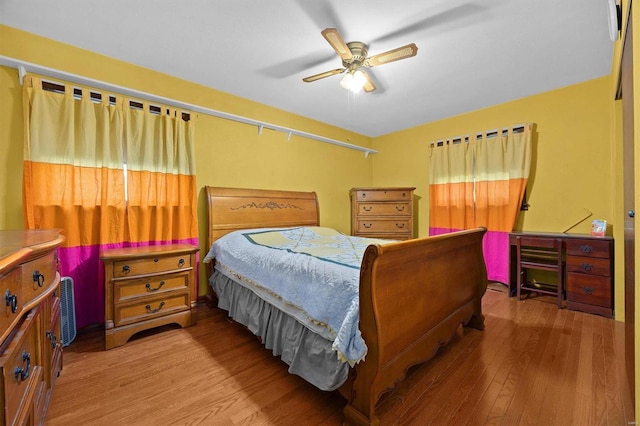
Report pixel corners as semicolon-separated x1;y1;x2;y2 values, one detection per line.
60;276;77;347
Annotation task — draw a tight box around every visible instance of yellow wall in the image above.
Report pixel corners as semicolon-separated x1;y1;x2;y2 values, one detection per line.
0;25;374;293
0;25;623;322
372;77;621;319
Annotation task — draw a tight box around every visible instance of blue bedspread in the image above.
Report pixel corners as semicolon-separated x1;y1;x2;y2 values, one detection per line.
204;226;390;365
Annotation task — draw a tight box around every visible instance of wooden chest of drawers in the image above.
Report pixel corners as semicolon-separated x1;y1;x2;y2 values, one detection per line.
101;244;199;350
0;229;64;425
565;237;614;317
350;187;415;240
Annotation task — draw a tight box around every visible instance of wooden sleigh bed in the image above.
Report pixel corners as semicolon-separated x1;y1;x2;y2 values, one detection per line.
203;186;488;426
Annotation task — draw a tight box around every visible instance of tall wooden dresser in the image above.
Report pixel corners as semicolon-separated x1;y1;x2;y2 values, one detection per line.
350;187;415;240
101;244;199;350
0;229;65;425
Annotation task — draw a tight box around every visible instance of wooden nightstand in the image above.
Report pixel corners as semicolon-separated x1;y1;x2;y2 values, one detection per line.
101;244;199;350
350;187;415;240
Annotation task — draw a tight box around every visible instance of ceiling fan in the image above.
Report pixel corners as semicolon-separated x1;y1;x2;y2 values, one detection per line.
302;28;418;93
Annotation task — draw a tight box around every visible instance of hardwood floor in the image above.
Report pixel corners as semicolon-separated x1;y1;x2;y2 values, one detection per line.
45;284;634;425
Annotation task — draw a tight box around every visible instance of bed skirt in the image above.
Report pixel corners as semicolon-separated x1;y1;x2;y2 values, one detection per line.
209;269;349;391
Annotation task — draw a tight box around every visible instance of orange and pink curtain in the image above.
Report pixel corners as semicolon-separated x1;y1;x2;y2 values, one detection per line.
22;75;198;329
429;124;532;284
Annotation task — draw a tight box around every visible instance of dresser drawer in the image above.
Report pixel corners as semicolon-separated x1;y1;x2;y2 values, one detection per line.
2;310;38;426
354;189;413;202
566;256;611;277
355;219;412;235
567;273;612;308
21;251;58;302
112;254;192;278
1;268;23;334
114;272;189;302
356;202;411;217
565;239;611;259
114;292;189;327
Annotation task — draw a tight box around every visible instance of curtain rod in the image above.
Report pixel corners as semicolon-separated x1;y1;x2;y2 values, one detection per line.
0;55;377;158
429;123;530;147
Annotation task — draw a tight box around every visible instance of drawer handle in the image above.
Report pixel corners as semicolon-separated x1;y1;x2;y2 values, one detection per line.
154;258;159;263
5;290;18;313
579;286;594;295
395;206;405;212
14;351;31;382
580;263;593;272
145;281;166;292
363;223;372;229
580;245;593;253
363;206;373;212
178;258;185;267
146;301;165;313
395;223;405;229
46;330;60;349
32;270;45;287
122;265;131;274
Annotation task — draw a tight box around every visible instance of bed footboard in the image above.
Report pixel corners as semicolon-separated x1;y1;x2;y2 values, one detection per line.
344;227;488;426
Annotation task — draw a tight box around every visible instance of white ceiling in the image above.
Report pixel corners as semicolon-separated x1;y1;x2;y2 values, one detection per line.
0;0;616;137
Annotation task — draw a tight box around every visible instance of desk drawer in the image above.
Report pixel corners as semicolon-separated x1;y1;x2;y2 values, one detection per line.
567;273;612;308
565;239;611;259
566;256;611;277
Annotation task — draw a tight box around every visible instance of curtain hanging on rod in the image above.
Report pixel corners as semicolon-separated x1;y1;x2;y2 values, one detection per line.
0;54;377;157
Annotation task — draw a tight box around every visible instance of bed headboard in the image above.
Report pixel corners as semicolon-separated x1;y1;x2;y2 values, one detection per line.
204;186;320;248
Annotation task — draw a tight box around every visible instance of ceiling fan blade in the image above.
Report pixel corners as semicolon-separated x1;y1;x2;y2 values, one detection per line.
321;28;353;61
302;68;344;83
361;70;376;93
366;43;418;67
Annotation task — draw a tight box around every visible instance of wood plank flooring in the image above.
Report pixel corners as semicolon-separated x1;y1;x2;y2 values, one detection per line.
45;284;634;425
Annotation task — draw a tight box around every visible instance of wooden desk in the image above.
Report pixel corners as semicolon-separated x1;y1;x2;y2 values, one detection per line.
508;232;614;317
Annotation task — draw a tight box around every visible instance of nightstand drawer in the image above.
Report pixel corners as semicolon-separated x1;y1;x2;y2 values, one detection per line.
112;254;192;278
567;273;612;308
357;202;411;217
355;219;412;234
565;239;611;259
114;292;190;327
114;272;189;302
354;189;413;202
566;256;611;277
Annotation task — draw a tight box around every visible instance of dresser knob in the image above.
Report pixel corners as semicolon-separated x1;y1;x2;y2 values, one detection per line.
14;351;31;382
395;223;405;228
395;206;405;211
363;206;373;212
580;245;592;253
32;270;45;287
145;281;166;292
5;290;17;313
579;286;594;295
581;263;593;272
363;223;372;229
178;258;185;267
146;301;165;313
122;265;130;274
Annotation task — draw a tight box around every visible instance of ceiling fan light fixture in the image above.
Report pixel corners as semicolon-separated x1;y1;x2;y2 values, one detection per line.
340;69;366;93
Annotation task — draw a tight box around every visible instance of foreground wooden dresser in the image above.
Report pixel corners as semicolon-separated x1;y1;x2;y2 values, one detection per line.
350;187;415;240
0;229;64;425
101;244;199;350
